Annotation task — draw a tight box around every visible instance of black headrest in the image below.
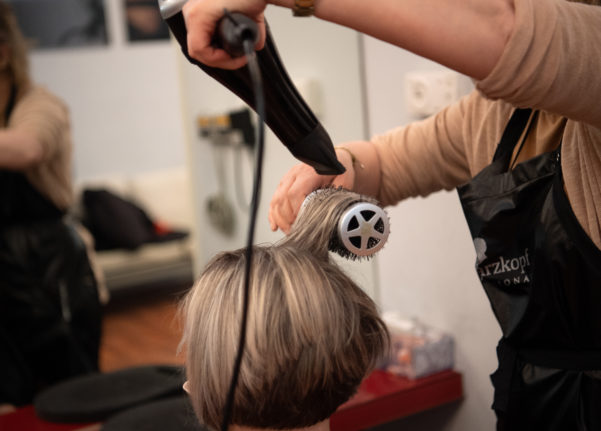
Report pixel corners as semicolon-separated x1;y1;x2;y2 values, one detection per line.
34;365;184;423
101;396;207;431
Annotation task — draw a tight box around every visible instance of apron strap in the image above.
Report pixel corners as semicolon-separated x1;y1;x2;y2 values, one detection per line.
492;108;533;164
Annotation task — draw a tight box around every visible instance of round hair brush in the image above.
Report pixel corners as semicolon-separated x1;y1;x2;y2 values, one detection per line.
285;187;390;260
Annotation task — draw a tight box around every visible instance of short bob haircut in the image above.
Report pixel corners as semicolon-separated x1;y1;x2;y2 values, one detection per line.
0;2;31;94
181;242;388;430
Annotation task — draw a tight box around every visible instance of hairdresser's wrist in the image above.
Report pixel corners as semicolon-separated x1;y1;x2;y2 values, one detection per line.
333;146;354;179
336;141;381;198
334;145;354;169
268;0;321;17
267;0;294;8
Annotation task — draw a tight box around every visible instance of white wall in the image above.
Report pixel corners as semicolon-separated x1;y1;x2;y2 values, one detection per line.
361;36;502;431
28;0;187;182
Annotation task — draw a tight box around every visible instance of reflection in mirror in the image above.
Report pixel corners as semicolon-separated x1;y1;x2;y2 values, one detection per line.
8;0;108;49
25;0;192;378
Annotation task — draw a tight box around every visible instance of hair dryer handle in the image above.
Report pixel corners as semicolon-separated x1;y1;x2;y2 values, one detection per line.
215;13;259;57
158;0;257;54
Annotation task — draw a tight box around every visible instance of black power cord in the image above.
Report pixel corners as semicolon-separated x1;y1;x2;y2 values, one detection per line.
219;27;265;431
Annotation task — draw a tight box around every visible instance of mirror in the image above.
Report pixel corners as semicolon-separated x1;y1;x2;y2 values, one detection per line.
24;0;377;371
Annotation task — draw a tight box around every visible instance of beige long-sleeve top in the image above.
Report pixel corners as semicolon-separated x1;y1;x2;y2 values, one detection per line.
373;0;601;247
8;85;74;210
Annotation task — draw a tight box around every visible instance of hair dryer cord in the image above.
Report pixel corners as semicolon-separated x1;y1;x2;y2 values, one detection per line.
220;35;265;431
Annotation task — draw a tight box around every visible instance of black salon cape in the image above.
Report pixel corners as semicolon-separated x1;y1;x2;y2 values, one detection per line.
0;169;101;406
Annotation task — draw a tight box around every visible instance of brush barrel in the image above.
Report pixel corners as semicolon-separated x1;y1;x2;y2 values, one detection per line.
337;202;390;257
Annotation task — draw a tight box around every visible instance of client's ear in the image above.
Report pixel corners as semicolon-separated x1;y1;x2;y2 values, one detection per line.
183;380;191;394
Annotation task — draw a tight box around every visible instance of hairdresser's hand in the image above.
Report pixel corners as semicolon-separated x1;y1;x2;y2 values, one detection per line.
182;0;267;70
268;149;356;234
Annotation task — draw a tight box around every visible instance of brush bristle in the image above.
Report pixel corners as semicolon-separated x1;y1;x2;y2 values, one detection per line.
289;186;390;260
329;235;363;260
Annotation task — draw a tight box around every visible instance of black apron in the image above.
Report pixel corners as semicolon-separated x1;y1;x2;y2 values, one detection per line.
457;109;601;430
0;89;101;406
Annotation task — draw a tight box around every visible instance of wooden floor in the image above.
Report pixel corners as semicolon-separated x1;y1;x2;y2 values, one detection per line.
99;290;186;372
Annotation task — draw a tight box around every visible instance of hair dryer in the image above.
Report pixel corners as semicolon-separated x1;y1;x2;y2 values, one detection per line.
158;0;345;175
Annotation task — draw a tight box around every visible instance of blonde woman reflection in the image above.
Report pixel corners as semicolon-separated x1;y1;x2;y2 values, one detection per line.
0;1;101;407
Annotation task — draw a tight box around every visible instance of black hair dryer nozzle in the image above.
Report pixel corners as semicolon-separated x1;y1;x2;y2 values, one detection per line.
158;0;345;175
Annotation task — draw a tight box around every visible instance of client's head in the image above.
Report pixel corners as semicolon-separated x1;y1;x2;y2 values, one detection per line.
181;242;388;430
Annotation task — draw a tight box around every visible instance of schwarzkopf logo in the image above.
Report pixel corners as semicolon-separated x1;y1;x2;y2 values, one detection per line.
474;237;532;286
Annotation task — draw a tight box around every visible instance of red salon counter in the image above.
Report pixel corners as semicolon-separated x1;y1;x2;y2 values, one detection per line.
332;369;463;430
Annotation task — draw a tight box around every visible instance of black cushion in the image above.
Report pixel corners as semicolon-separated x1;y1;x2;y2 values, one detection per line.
34;365;184;423
83;189;156;250
82;189;188;251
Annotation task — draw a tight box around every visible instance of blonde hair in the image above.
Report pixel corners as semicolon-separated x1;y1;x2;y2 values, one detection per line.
0;1;31;93
181;190;388;430
285;187;382;260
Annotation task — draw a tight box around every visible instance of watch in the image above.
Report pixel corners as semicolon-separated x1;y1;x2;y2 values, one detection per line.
293;0;314;16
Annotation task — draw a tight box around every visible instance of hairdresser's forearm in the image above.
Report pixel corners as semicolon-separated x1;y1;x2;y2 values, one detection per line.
268;0;515;80
0;130;44;169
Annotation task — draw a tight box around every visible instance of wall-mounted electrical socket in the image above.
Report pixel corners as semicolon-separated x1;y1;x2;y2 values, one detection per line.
405;70;459;118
